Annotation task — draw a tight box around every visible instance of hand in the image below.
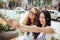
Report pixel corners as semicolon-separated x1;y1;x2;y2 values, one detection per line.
7;19;20;29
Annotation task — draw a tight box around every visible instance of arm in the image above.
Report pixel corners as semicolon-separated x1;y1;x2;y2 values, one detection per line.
19;25;55;34
22;14;29;25
7;18;55;34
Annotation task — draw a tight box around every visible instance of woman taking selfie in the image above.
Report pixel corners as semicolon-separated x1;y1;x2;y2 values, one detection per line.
23;7;39;40
35;10;52;40
23;10;36;40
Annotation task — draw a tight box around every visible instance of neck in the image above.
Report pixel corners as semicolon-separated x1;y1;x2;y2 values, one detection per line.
42;24;45;27
31;19;34;22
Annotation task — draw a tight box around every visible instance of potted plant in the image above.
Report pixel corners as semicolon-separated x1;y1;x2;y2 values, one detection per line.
0;14;19;40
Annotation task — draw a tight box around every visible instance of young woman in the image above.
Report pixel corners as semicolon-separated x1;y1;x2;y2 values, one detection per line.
23;7;40;40
35;10;51;40
23;10;36;40
29;7;42;40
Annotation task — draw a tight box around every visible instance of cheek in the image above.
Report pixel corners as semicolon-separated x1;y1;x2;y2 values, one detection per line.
43;19;46;23
29;15;35;19
39;18;46;23
29;14;32;18
33;15;35;18
29;15;31;18
31;14;35;19
29;16;32;19
39;18;42;22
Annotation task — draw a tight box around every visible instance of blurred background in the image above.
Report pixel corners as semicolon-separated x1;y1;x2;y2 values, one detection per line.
0;0;60;40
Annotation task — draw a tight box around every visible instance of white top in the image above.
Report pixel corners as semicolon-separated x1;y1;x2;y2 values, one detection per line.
51;21;60;40
24;32;34;40
23;32;53;40
23;26;53;40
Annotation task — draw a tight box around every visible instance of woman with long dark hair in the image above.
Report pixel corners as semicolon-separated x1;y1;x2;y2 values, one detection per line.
35;10;51;40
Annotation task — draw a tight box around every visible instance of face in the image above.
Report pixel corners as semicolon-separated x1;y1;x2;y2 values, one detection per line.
29;12;35;19
31;8;37;14
39;13;46;26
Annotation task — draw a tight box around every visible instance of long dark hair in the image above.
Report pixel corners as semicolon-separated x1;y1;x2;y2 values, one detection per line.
26;11;36;25
33;10;51;39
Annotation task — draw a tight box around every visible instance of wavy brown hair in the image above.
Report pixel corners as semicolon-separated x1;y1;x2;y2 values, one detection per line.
25;8;40;39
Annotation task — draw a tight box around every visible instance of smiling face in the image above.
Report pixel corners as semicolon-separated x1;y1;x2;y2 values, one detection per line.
28;11;35;20
39;13;46;27
31;8;37;14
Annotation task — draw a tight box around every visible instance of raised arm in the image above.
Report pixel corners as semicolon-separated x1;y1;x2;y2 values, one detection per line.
7;18;55;34
19;25;55;34
22;14;29;25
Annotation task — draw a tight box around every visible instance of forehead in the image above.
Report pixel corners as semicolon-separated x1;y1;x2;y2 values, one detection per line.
31;8;37;13
39;13;45;17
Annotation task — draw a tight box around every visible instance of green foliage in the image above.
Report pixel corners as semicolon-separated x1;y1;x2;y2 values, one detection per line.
0;24;4;31
0;24;11;31
0;14;5;19
51;37;59;40
0;14;11;31
2;24;11;31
